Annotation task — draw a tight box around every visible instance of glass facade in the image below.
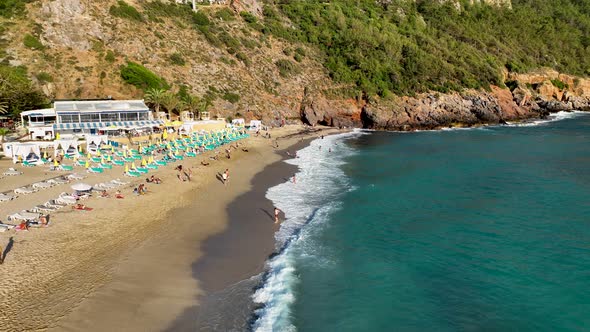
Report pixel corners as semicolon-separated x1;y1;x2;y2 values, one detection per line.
100;113;119;122
59;114;79;123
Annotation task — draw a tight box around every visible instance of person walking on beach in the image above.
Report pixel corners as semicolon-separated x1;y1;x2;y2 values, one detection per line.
223;168;229;186
292;174;296;184
274;207;281;224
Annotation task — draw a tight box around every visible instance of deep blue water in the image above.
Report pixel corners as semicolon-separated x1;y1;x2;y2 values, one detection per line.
254;112;590;332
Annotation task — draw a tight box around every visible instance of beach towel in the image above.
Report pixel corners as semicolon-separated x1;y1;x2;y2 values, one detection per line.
72;206;93;211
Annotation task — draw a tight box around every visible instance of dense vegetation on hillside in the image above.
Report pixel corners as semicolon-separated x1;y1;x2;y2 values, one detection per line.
1;0;590;119
261;0;590;97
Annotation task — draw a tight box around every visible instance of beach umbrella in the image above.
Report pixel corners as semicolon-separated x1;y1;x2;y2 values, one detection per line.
125;164;129;173
54;160;58;167
108;155;112;162
141;158;146;166
43;151;48;159
87;153;91;159
56;132;61;140
71;183;92;192
97;150;101;157
123;150;127;157
163;130;168;140
132;162;136;169
84;160;89;168
78;145;82;152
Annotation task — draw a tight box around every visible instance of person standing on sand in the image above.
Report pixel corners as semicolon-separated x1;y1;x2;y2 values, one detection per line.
292;174;296;184
274;207;281;224
223;168;229;186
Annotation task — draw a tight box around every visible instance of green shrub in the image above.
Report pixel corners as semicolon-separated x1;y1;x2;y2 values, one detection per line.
169;52;185;66
219;31;241;49
214;8;235;21
23;34;44;50
504;80;518;91
294;47;306;56
235;52;250;66
275;59;299;78
154;31;165;39
197;26;222;47
294;53;303;62
283;48;293;56
240;11;257;24
240;37;259;49
105;50;116;63
192;11;210;26
0;0;29;18
120;61;168;91
36;72;53;83
109;0;144;22
550;79;568;90
222;92;240;103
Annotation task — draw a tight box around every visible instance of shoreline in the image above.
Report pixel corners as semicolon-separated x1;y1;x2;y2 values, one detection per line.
165;136;316;331
0;125;342;332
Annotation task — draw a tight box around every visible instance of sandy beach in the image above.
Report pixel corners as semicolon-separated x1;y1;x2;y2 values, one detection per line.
0;125;341;332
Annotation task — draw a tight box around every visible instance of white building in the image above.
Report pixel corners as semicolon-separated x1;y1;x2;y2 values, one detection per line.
21;100;164;139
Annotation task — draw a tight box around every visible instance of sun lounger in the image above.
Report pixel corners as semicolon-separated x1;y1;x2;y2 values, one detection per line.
125;171;142;177
3;170;22;176
135;167;149;174
47;178;69;185
186;152;197;157
56;197;76;205
7;211;40;221
32;205;56;213
112;160;125;166
14;187;36;195
22;160;37;167
87;167;104;174
32;182;52;190
0;193;16;202
76;160;86;166
45;201;65;209
100;163;113;170
91;157;102;163
59;165;74;171
146;164;158;170
155;160;167;166
111;179;129;186
67;173;86;180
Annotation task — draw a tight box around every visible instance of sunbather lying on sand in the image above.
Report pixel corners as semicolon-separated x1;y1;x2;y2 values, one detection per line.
115;190;124;199
73;203;92;211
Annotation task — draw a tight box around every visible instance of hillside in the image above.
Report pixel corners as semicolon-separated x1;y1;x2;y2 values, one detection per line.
1;0;590;129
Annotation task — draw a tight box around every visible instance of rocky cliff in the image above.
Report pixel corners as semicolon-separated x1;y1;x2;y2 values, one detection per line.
1;0;589;131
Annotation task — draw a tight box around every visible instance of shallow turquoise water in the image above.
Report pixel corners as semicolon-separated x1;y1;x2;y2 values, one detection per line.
255;113;590;332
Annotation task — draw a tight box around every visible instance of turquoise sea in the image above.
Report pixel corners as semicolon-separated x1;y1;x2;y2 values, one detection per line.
252;111;590;332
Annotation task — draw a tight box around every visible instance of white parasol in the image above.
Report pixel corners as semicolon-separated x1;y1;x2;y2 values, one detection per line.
71;183;93;192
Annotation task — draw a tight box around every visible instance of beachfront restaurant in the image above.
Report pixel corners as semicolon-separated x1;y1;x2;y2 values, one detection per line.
20;108;57;140
52;100;163;137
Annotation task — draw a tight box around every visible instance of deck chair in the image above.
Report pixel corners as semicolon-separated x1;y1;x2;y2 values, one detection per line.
87;167;104;174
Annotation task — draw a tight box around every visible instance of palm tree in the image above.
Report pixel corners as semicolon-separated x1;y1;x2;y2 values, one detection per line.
0;101;7;115
184;94;201;120
162;93;181;120
144;88;167;119
0;127;10;147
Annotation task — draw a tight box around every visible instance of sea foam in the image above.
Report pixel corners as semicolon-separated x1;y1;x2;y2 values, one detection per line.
251;130;364;332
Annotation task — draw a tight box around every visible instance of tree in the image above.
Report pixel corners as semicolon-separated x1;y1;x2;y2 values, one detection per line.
162;92;181;119
0;128;10;146
144;88;167;116
184;94;201;119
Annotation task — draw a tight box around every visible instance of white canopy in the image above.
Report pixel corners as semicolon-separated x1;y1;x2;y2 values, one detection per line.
71;183;92;192
249;120;262;128
11;143;41;164
231;118;245;125
54;139;79;157
86;135;109;154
